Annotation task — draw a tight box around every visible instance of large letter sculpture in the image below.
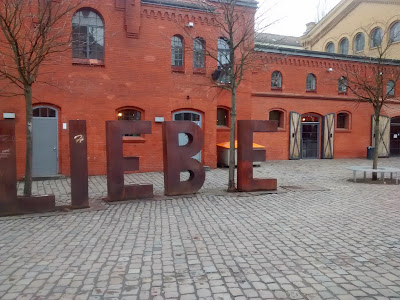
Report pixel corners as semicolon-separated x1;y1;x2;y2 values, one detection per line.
106;121;153;201
0;120;18;216
69;120;89;209
237;120;278;192
162;121;205;196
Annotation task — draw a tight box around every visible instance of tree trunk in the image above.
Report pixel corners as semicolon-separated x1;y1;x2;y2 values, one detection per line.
23;84;33;196
227;87;237;192
372;112;380;181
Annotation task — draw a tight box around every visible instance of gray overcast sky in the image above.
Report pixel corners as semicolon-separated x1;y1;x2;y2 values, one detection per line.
257;0;342;37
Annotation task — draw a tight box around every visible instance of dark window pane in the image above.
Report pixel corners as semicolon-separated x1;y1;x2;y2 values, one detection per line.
269;110;282;128
217;108;228;126
326;42;335;53
49;109;56;118
33;108;39;117
193;38;205;69
174;113;183;121
40;107;48;117
337;113;348;129
193;114;200;122
306;74;316;91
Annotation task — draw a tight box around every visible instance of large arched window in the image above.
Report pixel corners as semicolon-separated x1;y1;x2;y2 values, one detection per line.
354;33;365;52
271;71;282;89
193;38;205;69
306;73;316;91
72;9;104;60
171;35;184;67
387;80;395;96
339;38;349;54
370;27;383;48
390;22;400;43
325;42;335;53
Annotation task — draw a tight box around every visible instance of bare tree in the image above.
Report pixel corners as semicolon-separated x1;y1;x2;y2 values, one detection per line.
180;0;271;192
341;29;400;180
315;0;329;22
0;0;83;196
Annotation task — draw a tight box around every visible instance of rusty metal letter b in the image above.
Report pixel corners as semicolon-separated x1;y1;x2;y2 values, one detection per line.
106;121;153;201
237;120;278;192
162;121;205;196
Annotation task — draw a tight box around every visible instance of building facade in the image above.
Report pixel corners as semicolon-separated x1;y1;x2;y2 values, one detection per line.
0;0;400;179
301;0;400;59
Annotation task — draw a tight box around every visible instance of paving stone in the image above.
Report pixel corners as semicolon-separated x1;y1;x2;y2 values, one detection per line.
1;158;399;300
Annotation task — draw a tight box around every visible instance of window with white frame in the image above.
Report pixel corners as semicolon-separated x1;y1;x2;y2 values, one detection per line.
306;73;316;91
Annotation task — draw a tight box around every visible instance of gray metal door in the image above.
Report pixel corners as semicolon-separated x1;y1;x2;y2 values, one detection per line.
173;111;202;161
32;106;58;176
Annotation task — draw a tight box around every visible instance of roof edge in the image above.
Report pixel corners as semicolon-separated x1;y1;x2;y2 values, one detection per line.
255;44;400;66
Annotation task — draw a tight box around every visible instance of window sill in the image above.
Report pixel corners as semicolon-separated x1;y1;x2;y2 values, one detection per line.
217;126;230;131
123;136;146;143
306;90;317;93
172;66;185;73
72;58;105;66
193;68;206;75
277;127;286;132
271;87;282;91
338;92;348;95
335;128;351;133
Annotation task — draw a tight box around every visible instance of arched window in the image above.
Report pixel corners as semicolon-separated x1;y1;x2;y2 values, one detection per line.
354;33;365;52
117;109;142;120
271;71;282;89
370;27;383;48
33;106;57;118
171;35;184;67
218;38;230;67
338;77;347;93
326;42;335;53
217;107;229;127
72;9;104;60
117;109;142;137
269;110;284;128
390;22;400;43
337;112;350;129
387;80;395;96
193;38;205;69
217;38;230;83
339;38;349;54
306;73;316;91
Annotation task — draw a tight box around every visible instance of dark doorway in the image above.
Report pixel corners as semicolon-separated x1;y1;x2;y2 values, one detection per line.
391;117;400;156
301;115;320;159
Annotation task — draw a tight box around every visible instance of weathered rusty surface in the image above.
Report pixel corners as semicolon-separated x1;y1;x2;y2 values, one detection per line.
237;120;278;192
162;121;205;196
69;120;89;209
17;195;56;214
106;120;153;201
0;120;18;216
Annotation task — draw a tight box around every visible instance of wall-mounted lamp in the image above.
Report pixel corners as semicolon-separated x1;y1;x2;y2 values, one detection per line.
187;22;194;28
327;67;333;72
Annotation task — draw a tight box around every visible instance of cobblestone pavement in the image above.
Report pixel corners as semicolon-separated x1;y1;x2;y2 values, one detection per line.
2;158;400;299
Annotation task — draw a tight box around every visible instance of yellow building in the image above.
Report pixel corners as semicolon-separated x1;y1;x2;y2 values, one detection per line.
301;0;400;59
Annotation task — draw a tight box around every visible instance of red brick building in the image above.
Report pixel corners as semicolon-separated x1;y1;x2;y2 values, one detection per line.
1;0;399;178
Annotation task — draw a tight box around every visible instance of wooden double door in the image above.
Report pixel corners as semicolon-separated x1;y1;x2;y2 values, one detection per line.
289;112;335;160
